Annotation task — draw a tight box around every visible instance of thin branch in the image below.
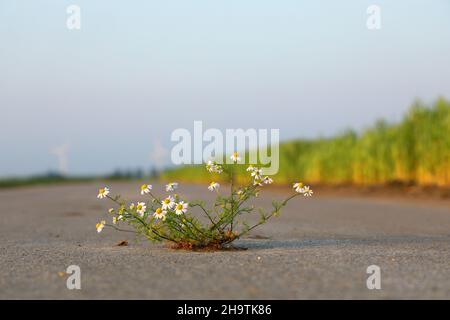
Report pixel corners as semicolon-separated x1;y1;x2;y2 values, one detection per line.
105;224;138;234
190;203;216;225
237;193;300;239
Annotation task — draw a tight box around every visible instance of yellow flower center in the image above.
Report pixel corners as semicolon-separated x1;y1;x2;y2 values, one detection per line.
155;208;162;214
141;184;147;190
176;204;183;210
99;188;105;194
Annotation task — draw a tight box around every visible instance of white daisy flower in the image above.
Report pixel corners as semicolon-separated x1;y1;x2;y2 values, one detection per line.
108;208;114;214
97;187;110;199
262;176;273;184
136;202;147;217
140;184;152;195
96;220;106;233
214;165;223;174
208;182;220;192
174;201;189;215
112;217;118;224
302;186;314;197
206;160;223;174
251;168;262;179
161;196;176;210
153;207;167;220
293;182;304;193
253;178;263;186
246;165;255;172
230;152;241;163
166;182;178;192
206;160;216;172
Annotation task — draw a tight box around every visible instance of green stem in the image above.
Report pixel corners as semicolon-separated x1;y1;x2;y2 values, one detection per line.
220;184;259;232
182;214;209;239
230;167;235;232
237;193;300;239
190;203;216;226
146;190;161;203
105;224;138;234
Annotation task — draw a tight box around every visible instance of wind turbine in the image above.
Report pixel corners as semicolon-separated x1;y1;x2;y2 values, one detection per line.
150;139;168;170
50;143;69;176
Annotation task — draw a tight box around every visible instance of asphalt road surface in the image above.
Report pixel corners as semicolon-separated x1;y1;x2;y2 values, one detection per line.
1;182;449;299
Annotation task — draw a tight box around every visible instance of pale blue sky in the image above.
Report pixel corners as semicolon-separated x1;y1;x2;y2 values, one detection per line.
1;0;450;177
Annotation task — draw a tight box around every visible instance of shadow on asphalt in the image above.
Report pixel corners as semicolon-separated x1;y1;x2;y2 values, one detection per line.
237;236;450;250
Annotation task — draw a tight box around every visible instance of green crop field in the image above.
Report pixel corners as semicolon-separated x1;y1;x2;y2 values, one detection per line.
163;98;450;187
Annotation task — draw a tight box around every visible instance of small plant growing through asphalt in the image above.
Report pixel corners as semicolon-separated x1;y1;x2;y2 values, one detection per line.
95;153;313;250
